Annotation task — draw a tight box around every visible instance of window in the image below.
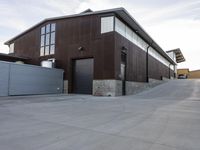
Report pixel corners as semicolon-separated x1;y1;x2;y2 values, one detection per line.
9;43;14;53
46;24;50;33
40;47;44;56
149;47;170;67
132;31;138;46
100;16;171;67
45;46;50;55
114;16;171;67
51;24;56;32
125;26;132;42
115;17;147;52
41;26;45;34
50;32;55;44
40;23;56;56
101;16;114;34
45;33;50;45
115;18;126;37
50;45;55;55
41;35;45;46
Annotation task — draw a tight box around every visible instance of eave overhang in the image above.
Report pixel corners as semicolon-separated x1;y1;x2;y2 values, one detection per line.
0;53;30;61
166;48;185;63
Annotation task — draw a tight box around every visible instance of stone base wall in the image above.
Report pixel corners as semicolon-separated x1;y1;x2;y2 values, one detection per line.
63;77;171;96
163;77;170;81
126;78;167;95
63;80;68;94
126;81;148;95
93;80;122;96
93;78;168;96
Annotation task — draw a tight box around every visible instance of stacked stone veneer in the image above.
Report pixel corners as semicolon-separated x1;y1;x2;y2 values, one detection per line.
126;78;168;95
93;80;122;96
93;78;169;96
63;80;68;94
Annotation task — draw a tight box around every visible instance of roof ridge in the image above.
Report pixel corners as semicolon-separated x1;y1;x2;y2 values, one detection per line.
80;9;93;14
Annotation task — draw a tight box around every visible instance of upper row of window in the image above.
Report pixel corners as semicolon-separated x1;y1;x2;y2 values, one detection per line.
41;23;56;34
101;16;171;67
38;17;172;68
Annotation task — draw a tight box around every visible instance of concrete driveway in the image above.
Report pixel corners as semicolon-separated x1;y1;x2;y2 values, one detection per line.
0;79;200;150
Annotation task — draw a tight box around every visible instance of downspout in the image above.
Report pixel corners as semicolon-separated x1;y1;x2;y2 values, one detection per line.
146;41;153;82
169;63;171;79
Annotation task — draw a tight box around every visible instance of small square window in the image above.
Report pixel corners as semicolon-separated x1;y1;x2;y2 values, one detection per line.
101;16;114;34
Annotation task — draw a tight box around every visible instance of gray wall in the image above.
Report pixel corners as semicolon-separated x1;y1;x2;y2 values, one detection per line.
0;61;64;96
0;62;10;96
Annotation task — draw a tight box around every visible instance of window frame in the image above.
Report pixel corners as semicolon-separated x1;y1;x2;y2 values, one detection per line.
101;16;114;34
40;23;56;56
114;16;171;67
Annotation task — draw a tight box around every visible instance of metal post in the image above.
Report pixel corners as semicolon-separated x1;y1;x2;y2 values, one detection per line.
146;41;153;83
146;46;150;82
169;64;171;79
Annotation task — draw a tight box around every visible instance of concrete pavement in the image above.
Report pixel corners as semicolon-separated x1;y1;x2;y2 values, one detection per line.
0;79;200;150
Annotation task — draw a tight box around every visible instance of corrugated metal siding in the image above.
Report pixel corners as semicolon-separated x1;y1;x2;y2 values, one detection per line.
0;62;9;96
0;61;64;96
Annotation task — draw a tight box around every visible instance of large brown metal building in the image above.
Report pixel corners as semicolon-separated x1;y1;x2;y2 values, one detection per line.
4;8;180;96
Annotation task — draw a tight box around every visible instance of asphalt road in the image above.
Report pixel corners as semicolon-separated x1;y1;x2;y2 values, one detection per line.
0;79;200;150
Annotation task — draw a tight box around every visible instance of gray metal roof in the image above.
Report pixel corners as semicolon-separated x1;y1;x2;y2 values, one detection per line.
4;7;176;65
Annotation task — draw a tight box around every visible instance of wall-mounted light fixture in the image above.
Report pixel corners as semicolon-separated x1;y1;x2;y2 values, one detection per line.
78;46;84;51
121;46;128;53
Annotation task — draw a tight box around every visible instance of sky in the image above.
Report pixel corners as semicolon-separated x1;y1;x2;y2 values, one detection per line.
0;0;200;70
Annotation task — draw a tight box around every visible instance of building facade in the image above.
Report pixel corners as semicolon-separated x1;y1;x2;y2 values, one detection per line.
4;8;177;96
177;69;200;79
177;69;189;78
166;48;185;78
188;70;200;79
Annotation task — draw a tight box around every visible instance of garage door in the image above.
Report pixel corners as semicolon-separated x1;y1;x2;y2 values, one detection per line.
73;58;93;94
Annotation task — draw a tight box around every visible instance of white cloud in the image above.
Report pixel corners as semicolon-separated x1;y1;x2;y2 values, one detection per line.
0;0;200;70
144;19;200;70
